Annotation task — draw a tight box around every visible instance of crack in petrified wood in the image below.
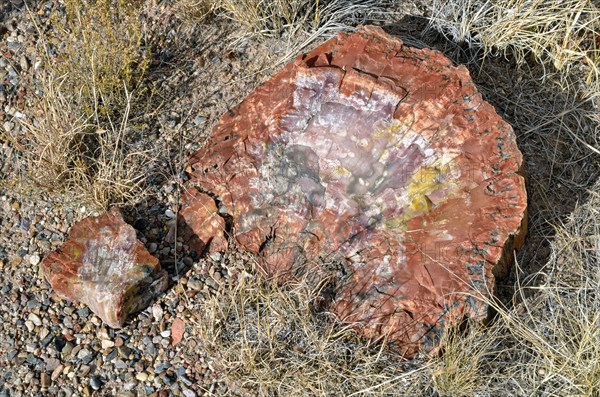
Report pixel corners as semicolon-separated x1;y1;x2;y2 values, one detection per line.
180;26;527;357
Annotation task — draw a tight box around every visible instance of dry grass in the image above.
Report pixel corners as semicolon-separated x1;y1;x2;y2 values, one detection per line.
429;0;600;102
176;0;321;35
175;0;399;74
492;186;600;396
175;0;397;43
175;0;216;23
218;0;318;36
11;0;153;209
429;320;502;397
194;267;430;396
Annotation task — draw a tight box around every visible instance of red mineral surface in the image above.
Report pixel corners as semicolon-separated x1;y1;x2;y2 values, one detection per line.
182;26;527;356
41;208;169;328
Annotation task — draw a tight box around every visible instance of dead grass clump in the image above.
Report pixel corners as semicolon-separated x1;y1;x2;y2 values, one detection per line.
218;0;319;36
429;0;600;101
175;0;216;23
47;0;150;118
16;0;152;209
492;184;600;396
176;0;396;40
195;269;435;396
429;320;503;397
176;0;319;35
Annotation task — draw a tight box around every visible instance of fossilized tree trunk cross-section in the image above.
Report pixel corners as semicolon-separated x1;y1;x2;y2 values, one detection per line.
182;26;527;356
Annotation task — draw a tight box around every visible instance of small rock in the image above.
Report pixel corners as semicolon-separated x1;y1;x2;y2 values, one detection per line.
152;304;163;322
28;313;42;326
117;346;132;358
19;54;28;70
51;364;64;381
136;372;148;382
25;320;35;332
193;116;207;126
183;390;196;397
171;318;185;346
186;279;203;291
89;376;102;390
77;347;90;360
101;340;114;349
124;380;138;390
205;277;218;290
98;328;110;340
29;253;40;266
40;208;169;328
115;359;128;369
61;342;73;358
40;371;50;390
160;330;171;338
79;365;91;377
44;358;61;372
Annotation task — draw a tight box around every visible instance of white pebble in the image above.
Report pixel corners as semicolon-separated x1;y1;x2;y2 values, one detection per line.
29;253;40;266
152;305;163;321
160;330;171;338
25;320;35;332
101;340;115;349
28;313;42;326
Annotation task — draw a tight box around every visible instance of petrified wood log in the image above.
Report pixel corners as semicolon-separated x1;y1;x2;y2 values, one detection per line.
182;26;527;356
41;208;168;328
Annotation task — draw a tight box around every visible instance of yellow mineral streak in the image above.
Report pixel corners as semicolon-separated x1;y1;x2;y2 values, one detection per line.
407;166;448;211
385;164;452;230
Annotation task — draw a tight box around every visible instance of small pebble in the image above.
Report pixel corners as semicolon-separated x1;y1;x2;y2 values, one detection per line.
152;304;163;321
51;365;64;381
40;371;50;390
28;312;42;326
101;340;115;349
29;253;40;266
187;279;203;291
89;376;102;390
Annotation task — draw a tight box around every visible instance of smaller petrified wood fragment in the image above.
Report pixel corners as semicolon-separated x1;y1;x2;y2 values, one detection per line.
182;26;527;356
41;208;168;328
